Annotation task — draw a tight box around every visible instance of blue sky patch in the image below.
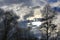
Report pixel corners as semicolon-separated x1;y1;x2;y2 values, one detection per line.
48;0;57;3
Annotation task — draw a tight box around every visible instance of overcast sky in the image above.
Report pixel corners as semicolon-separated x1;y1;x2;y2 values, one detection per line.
0;0;59;6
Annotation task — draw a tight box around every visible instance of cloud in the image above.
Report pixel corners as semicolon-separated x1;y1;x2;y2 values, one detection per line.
31;0;47;6
0;0;59;7
0;0;47;7
0;0;32;6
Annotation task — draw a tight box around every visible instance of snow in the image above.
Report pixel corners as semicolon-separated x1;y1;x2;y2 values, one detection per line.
31;21;43;26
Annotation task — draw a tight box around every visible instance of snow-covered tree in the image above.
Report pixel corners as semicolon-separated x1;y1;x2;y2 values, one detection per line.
40;4;57;40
